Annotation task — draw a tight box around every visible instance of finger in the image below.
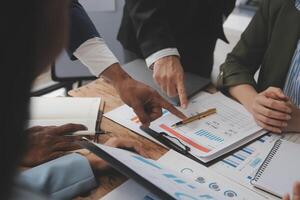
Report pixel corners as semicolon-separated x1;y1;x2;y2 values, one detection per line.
158;95;187;119
257;97;292;114
105;138;148;157
265;87;288;100
26;126;44;133
54;135;83;143
255;119;282;133
265;91;288;101
49;123;87;135
161;82;168;95
166;80;177;97
153;73;162;86
52;141;81;152
124;140;148;157
253;104;291;121
283;194;290;200
132;103;151;127
176;78;188;109
148;106;162;121
255;112;287;128
293;182;300;200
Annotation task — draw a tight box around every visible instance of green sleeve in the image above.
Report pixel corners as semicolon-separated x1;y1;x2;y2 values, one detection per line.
217;0;271;93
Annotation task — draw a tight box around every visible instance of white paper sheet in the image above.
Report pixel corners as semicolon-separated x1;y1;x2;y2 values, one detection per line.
101;150;266;200
95;144;223;200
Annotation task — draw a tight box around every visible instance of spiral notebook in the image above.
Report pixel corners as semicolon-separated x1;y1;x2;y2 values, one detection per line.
251;139;300;198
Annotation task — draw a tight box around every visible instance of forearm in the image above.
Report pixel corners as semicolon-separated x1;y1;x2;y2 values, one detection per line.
229;84;258;113
101;63;132;90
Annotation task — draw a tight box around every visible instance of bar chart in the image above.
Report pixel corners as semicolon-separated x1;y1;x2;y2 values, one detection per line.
194;129;225;143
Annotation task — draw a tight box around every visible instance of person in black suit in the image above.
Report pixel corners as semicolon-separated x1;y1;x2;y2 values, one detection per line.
67;0;185;126
118;0;236;108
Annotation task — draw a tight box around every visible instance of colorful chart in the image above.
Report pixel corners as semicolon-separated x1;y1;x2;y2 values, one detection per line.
159;124;211;153
222;146;255;168
194;130;224;143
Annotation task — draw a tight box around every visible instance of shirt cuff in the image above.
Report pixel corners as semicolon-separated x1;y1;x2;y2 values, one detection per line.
73;37;119;77
145;48;180;68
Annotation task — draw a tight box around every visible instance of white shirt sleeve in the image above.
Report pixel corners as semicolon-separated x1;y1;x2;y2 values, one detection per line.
73;37;119;77
145;48;180;68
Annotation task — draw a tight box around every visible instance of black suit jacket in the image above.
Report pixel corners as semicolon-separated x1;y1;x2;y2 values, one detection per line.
68;0;100;60
118;0;236;77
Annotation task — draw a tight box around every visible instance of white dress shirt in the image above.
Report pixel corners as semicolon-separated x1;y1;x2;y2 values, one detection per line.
74;37;180;74
145;48;180;68
73;37;118;77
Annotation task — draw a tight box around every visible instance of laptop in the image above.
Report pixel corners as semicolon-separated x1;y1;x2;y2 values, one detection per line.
122;59;211;105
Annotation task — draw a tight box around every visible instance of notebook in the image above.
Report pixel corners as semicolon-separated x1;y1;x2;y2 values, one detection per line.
28;97;101;132
251;139;300;198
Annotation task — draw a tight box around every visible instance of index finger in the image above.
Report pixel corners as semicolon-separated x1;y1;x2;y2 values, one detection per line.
132;103;151;127
50;123;87;135
177;78;188;109
265;87;288;101
158;95;187;119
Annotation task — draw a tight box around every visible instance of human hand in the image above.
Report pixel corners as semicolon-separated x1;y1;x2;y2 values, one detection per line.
249;87;292;133
22;124;86;167
101;63;186;127
117;77;187;127
283;182;300;200
85;137;148;171
153;56;188;108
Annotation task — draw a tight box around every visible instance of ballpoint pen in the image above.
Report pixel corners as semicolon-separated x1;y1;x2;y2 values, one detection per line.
171;108;217;128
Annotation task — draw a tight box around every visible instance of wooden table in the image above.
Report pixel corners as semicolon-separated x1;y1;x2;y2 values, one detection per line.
69;78;217;199
69;78;168;200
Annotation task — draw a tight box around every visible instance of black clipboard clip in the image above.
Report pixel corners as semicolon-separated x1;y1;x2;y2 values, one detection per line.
140;126;190;155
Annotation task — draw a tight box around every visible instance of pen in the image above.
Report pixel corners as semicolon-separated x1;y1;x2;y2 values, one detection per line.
171;108;217;128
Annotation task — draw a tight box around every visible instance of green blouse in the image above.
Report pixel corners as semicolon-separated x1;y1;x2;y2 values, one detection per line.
217;0;300;93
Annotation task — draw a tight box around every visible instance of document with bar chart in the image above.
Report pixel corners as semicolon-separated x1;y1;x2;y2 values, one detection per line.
105;92;267;162
150;92;267;162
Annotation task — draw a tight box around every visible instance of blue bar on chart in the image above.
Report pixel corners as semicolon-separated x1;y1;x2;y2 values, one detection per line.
241;146;255;155
194;129;224;143
222;159;239;168
258;134;272;143
221;146;256;168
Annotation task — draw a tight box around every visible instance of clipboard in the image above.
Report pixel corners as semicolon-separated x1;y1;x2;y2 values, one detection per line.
140;127;268;167
79;140;179;200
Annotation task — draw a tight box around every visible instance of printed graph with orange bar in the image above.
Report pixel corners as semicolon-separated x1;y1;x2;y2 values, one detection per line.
160;124;212;153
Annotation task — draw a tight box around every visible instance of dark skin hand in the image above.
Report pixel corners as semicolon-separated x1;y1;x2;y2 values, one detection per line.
101;64;187;127
22;123;86;167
